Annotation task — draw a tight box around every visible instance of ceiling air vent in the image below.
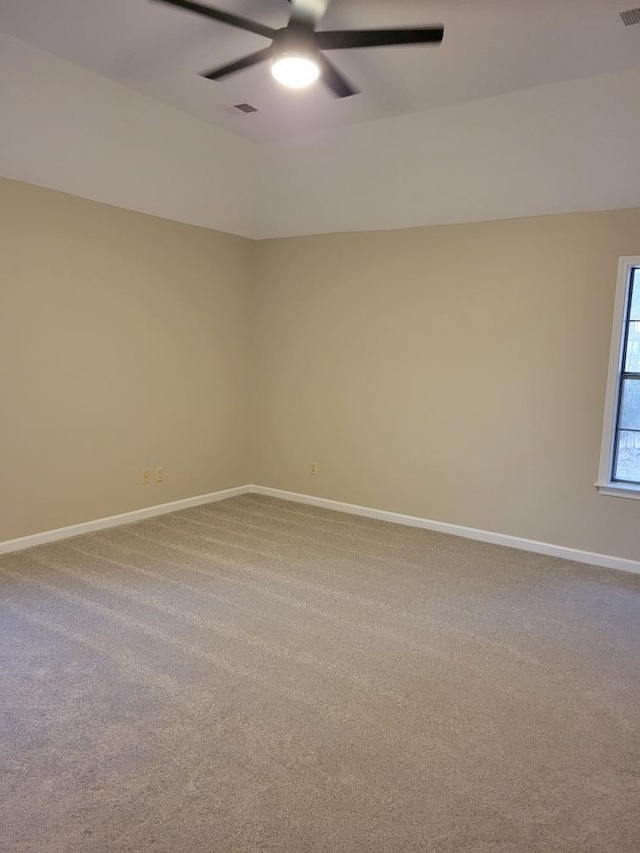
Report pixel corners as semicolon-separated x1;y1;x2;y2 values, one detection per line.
620;7;640;25
233;103;258;113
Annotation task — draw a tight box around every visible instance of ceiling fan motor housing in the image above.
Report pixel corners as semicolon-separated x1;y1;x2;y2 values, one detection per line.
273;21;320;63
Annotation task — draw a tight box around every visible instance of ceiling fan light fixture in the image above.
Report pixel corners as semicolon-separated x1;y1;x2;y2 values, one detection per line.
271;53;320;89
151;1;445;99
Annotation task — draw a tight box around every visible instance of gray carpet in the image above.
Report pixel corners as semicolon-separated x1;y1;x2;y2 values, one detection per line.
1;494;639;852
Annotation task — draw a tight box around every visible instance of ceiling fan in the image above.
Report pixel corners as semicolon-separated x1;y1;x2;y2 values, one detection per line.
150;0;445;97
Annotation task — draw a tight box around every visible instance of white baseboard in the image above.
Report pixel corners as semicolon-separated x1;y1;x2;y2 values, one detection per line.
0;485;252;556
249;485;640;576
2;482;638;575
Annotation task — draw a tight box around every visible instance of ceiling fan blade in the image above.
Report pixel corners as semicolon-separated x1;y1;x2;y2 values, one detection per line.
288;0;331;25
317;54;358;98
150;0;277;40
200;46;273;80
317;26;444;51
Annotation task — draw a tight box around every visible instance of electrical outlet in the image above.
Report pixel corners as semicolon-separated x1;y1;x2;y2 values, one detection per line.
141;469;150;484
310;461;318;476
156;467;164;483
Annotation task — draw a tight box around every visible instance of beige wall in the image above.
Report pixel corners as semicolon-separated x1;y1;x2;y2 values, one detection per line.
2;177;638;562
254;211;640;561
0;178;253;541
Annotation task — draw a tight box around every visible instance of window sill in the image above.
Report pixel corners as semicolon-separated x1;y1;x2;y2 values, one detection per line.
595;482;640;500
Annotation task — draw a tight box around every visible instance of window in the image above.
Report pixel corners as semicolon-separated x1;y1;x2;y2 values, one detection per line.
597;256;640;498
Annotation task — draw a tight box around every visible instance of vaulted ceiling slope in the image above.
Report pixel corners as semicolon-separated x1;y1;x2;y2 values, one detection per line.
1;10;640;238
258;63;640;238
0;33;259;237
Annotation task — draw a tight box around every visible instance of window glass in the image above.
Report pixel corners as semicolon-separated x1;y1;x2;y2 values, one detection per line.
598;259;640;494
613;269;640;485
629;272;640;321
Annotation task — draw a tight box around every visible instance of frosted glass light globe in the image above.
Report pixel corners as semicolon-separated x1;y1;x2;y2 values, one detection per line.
271;55;320;89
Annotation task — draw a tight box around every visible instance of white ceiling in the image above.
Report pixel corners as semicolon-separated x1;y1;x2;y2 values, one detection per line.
1;0;639;142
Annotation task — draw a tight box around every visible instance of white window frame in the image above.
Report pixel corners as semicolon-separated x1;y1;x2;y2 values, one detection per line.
596;255;640;499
